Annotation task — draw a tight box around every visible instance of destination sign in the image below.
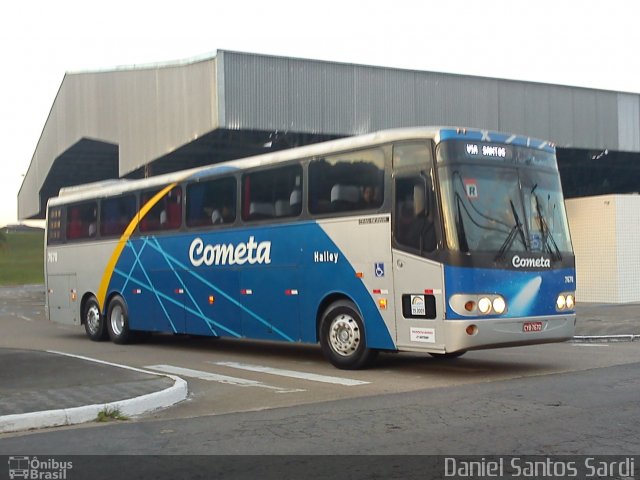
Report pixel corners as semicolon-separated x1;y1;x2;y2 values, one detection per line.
439;140;558;168
465;143;509;159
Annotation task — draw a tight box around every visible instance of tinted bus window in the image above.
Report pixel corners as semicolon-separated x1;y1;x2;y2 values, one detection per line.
47;207;63;244
140;186;182;232
66;202;97;241
100;195;137;237
309;148;384;214
186;177;236;227
242;165;302;221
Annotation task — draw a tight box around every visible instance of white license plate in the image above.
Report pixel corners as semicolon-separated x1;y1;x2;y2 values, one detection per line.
523;321;543;332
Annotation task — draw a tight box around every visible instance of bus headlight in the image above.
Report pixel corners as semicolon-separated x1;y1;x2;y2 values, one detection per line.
449;294;508;316
478;297;492;314
556;292;575;311
566;294;575;310
492;296;506;314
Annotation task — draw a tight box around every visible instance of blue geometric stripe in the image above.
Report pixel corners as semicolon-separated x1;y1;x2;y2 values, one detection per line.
124;238;178;333
149;236;218;336
112;267;241;337
142;239;295;342
121;239;149;293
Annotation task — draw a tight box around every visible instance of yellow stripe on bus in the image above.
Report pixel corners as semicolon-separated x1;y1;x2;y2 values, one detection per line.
96;182;178;311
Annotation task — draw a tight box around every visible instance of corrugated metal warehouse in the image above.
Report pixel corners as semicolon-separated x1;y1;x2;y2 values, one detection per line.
18;50;640;301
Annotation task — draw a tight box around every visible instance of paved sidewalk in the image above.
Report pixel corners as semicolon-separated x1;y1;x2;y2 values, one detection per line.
0;349;187;434
575;302;640;337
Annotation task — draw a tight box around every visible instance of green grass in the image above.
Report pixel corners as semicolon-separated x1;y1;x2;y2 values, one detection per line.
0;231;44;286
96;406;129;422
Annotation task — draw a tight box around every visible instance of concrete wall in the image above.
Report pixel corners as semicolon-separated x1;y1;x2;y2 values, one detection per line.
566;195;640;303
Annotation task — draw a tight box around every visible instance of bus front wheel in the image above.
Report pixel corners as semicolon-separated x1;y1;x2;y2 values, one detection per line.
83;296;108;341
107;295;134;344
319;300;377;370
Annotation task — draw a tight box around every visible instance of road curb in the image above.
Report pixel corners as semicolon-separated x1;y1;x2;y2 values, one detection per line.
571;334;639;343
0;351;188;434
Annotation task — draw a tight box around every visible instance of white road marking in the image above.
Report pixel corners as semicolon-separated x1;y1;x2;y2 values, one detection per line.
18;315;34;322
571;343;610;348
145;364;305;393
212;361;370;386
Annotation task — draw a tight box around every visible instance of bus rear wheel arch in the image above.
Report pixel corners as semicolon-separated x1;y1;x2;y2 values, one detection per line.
319;299;377;370
83;295;108;341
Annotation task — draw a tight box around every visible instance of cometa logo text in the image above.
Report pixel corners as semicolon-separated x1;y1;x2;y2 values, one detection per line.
189;237;272;267
511;255;551;269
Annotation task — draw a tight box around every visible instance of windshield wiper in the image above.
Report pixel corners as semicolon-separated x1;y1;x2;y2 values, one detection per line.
495;200;527;262
455;193;470;253
533;193;562;261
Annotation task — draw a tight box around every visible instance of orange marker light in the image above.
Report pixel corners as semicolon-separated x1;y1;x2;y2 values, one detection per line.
356;272;364;278
378;298;388;310
208;295;215;305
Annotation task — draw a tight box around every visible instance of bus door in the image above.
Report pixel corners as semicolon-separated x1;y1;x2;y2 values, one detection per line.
240;265;300;342
47;273;79;325
391;143;446;351
184;265;242;338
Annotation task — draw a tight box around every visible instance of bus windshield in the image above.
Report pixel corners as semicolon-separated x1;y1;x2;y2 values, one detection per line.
438;143;572;256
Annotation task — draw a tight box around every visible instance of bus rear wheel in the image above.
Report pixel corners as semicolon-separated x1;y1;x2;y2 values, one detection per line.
319;300;377;370
83;296;108;341
107;295;135;344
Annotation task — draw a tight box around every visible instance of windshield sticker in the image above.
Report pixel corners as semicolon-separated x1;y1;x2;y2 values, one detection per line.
464;179;478;199
529;233;542;251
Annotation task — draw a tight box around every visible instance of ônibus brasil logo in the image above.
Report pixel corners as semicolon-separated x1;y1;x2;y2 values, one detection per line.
8;456;73;479
189;236;272;267
511;255;551;269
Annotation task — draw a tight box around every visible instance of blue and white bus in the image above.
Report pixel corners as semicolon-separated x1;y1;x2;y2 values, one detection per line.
45;127;576;369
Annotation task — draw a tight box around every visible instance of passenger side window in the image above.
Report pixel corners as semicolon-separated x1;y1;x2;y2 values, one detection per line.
187;177;236;227
100;195;137;237
242;166;302;221
393;142;437;254
66;201;97;241
309;148;384;215
140;186;182;232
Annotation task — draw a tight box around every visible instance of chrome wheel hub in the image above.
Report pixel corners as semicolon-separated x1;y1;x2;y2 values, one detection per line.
86;305;101;333
111;305;124;336
329;314;360;356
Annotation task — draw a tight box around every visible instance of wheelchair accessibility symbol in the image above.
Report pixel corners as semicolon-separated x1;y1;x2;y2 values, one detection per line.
374;263;385;278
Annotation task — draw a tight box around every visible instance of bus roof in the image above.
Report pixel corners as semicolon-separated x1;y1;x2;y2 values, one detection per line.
48;126;554;207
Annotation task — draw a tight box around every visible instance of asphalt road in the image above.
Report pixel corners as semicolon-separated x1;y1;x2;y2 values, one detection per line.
1;286;639;479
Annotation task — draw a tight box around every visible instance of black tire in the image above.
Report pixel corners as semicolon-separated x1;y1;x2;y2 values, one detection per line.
83;296;108;341
319;300;378;370
106;295;135;344
429;350;467;359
